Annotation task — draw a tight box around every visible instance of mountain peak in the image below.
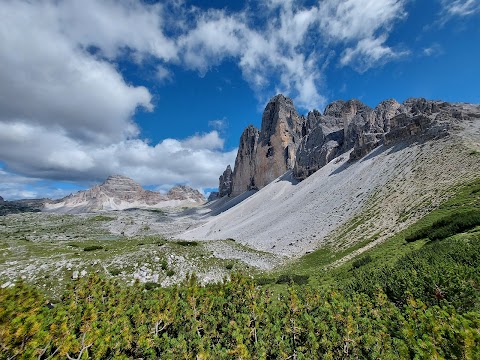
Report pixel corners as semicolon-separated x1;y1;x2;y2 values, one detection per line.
45;176;205;213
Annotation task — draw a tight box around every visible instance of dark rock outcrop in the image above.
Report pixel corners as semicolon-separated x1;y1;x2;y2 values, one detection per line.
231;125;260;196
207;192;219;202
218;165;233;197
0;198;44;216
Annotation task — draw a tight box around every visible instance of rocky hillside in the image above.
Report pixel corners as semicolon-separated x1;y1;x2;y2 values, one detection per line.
218;95;480;196
44;175;205;213
185;95;479;257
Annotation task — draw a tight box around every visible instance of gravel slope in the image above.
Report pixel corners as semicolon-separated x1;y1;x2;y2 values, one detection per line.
181;126;480;258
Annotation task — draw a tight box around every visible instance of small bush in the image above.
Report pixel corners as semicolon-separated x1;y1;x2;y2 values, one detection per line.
161;260;168;271
225;263;234;270
109;269;121;276
405;209;480;242
166;270;175;277
144;282;160;290
276;274;309;285
351;255;373;269
90;215;115;222
175;241;198;247
255;277;275;286
83;245;103;252
148;208;166;215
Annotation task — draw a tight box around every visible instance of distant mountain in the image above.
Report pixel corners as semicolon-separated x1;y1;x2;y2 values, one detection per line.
0;197;45;216
44;175;205;213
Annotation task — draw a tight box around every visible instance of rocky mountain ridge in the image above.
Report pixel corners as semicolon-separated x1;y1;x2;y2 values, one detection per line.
218;95;480;195
44;175;205;213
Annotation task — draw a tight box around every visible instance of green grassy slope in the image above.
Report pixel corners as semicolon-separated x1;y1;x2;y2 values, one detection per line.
0;180;479;358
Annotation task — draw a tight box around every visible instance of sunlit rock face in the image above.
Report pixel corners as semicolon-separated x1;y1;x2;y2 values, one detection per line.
222;94;480;193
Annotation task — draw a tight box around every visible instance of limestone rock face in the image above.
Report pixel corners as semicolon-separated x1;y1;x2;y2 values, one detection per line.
294;99;369;179
0;196;4;203
253;94;303;189
44;175;205;213
231;125;260;197
349;99;403;160
222;94;479;193
218;165;233;197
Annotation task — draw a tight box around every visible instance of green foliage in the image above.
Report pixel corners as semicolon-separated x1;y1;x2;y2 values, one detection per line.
345;234;480;312
160;260;168;271
144;282;160;290
109;268;122;276
405;209;480;242
89;215;115;222
175;240;198;247
351;254;372;269
83;245;104;252
225;263;234;270
166;269;175;277
275;274;309;285
1;273;480;359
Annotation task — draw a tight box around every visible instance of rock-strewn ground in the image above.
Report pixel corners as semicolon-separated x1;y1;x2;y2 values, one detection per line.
0;209;282;298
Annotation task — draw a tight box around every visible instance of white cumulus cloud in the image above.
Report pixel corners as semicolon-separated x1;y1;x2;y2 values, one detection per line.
0;0;412;198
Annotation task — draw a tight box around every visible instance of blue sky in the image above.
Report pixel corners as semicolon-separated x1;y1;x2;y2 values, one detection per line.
0;0;479;199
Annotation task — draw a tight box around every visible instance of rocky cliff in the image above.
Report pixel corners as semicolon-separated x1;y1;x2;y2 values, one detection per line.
218;165;233;197
229;95;304;196
221;95;480;194
44;175;205;213
253;94;303;188
231;125;260;197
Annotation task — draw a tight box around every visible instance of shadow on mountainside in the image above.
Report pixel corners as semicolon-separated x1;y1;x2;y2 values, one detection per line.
274;170;299;186
208;190;257;216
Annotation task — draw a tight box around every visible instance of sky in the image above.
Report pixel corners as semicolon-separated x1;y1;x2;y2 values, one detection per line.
0;0;479;200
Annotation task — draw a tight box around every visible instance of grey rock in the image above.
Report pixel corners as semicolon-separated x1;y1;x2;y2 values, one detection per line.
295;99;369;178
231;125;260;197
45;175;205;213
0;197;44;216
166;185;205;203
72;271;79;280
226;94;478;189
218;165;233;197
207;192;219;202
0;196;4;203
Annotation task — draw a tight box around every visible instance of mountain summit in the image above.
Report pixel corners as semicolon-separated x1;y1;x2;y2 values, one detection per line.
44;175;205;213
220;95;480;197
